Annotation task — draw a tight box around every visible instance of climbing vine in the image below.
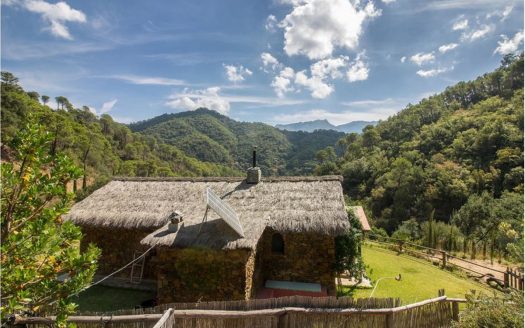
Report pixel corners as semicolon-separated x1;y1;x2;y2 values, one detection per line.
334;209;365;279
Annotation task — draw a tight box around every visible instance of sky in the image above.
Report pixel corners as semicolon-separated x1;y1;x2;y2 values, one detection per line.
1;0;523;126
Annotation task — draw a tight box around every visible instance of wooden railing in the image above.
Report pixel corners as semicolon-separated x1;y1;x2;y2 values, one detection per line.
505;267;524;290
13;295;466;328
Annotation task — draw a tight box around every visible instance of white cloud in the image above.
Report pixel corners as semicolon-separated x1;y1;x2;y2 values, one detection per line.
400;56;406;63
452;18;469;31
488;5;514;21
271;67;296;98
416;67;452;77
346;53;369;82
295;70;334;99
500;5;513;21
422;0;502;11
381;0;396;3
461;25;494;42
100;99;117;114
261;52;281;71
269;53;369;98
166;87;230;115
89;99;118;116
279;0;381;60
223;64;252;82
410;52;435;66
310;56;349;79
107;75;186;86
438;43;458;53
341;98;398;107
270;55;356;99
265;14;278;31
21;0;86;40
494;31;524;55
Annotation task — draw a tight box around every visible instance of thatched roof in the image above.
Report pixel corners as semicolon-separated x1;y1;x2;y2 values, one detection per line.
348;206;371;231
66;176;349;250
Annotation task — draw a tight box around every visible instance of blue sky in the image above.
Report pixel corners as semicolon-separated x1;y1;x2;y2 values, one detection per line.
1;0;523;125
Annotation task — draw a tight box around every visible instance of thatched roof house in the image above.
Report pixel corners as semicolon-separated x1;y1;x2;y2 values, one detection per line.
67;173;350;303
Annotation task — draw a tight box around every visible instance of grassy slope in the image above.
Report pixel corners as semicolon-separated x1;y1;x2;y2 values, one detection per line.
351;244;491;303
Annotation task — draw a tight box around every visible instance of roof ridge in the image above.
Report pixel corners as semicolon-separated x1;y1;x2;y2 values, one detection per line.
112;175;343;182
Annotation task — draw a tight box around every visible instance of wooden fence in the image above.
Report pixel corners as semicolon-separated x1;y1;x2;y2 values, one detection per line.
505;267;524;290
14;295;466;328
79;295;401;315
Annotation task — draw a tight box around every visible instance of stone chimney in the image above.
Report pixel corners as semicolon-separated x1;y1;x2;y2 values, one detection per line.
246;146;261;184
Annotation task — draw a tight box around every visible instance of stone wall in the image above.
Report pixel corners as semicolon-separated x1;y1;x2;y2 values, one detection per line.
255;229;337;295
80;226;156;279
156;248;253;303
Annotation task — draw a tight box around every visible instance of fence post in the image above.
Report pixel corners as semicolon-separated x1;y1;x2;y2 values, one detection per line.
441;251;447;268
277;313;288;328
385;312;394;328
452;302;460;321
504;268;510;288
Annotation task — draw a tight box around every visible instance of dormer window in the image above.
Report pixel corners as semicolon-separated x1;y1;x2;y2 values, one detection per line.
271;233;284;254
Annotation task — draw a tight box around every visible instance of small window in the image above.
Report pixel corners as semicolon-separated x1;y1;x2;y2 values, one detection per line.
271;233;284;254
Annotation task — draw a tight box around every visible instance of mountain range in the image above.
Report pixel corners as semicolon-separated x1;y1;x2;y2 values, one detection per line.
129;109;345;175
275;119;377;133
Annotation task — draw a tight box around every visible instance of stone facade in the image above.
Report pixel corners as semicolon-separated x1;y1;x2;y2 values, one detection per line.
155;248;253;303
82;225;338;302
80;226;156;279
254;229;337;296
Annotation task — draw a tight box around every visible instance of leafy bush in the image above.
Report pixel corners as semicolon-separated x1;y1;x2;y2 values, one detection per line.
335;209;365;279
453;290;524;328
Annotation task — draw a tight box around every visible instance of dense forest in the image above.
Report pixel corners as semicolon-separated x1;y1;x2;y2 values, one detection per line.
0;72;241;194
130;109;344;175
315;54;524;261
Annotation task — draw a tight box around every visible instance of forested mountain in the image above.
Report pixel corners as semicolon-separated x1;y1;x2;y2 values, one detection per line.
130;109;344;175
315;54;524;238
276;119;377;133
1;73;241;194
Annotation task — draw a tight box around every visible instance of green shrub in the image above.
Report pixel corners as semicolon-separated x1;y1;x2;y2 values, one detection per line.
453;290;524;328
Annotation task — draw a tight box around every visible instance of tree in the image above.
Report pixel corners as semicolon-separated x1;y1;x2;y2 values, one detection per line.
1;120;100;326
453;192;494;259
1;71;19;85
27;91;40;102
41;95;50;106
1;71;22;92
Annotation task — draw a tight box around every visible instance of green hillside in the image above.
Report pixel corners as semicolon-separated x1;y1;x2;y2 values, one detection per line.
130;108;345;175
0;73;241;194
315;54;523;255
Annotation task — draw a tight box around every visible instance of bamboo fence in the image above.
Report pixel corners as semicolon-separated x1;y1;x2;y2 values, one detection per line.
14;295;466;328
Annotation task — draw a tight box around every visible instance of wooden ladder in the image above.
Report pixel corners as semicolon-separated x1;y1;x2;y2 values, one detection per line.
129;250;146;284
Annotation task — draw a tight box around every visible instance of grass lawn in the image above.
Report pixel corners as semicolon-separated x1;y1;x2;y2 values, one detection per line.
349;244;492;303
72;285;156;313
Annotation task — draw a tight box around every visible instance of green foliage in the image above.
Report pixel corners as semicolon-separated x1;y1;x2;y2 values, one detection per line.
335;209;365;278
130;108;343;175
0;73;242;191
323;55;523;254
0;120;100;326
453;290;524;328
391;218;421;241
